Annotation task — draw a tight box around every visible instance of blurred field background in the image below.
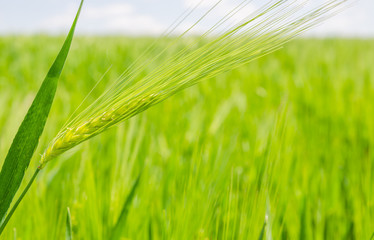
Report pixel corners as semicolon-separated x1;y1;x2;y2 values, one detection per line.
0;37;373;239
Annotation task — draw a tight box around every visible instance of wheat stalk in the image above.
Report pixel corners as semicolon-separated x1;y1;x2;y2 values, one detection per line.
39;0;347;168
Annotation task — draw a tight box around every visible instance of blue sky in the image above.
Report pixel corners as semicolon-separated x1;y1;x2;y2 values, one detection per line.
0;0;373;37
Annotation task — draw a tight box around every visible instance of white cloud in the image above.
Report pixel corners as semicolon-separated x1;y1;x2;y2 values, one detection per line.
305;1;374;37
184;0;222;8
182;0;374;38
183;0;256;20
179;0;257;35
40;2;166;35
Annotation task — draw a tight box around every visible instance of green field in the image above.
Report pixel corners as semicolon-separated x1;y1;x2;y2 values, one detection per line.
0;37;373;239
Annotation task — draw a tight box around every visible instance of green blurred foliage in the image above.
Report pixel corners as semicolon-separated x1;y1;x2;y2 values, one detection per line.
0;37;373;239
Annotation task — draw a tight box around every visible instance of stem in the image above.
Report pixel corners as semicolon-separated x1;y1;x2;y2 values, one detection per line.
0;168;40;235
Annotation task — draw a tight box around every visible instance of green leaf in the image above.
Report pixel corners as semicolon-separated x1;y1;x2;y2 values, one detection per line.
258;220;266;240
66;207;73;240
110;174;141;240
0;0;84;223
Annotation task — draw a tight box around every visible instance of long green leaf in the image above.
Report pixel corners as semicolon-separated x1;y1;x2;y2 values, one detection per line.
66;207;73;240
0;0;84;223
258;221;266;240
110;174;141;240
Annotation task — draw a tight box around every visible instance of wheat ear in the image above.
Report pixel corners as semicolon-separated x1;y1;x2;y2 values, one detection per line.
39;0;347;168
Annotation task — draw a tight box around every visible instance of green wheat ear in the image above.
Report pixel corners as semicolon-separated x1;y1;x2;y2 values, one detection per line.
39;0;347;168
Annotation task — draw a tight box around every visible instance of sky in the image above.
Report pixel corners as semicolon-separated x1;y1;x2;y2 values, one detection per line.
0;0;373;37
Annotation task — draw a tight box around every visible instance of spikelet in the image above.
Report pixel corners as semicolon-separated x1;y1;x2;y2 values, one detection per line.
40;93;158;166
39;0;347;168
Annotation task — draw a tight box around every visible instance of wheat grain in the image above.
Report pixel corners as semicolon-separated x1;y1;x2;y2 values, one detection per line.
39;0;347;168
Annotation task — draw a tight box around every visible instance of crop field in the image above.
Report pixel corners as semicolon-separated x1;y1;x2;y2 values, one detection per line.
0;37;373;239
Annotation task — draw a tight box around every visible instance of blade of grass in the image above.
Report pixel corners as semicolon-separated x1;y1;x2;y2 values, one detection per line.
66;207;73;240
258;221;266;240
110;174;141;240
0;0;84;234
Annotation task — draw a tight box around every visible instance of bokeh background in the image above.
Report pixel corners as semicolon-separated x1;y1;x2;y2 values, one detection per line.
0;1;373;239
